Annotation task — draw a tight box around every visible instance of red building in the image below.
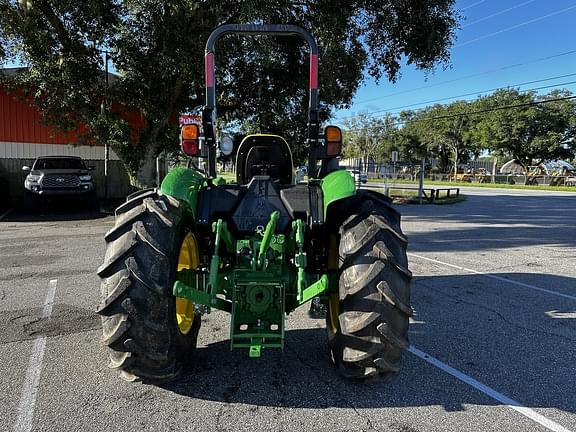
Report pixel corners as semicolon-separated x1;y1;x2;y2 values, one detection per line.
0;69;133;201
0;68;119;160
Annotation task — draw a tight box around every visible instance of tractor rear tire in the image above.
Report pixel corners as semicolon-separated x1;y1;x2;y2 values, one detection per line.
96;191;200;382
327;190;413;379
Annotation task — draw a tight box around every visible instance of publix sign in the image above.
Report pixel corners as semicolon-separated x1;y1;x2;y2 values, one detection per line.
179;114;202;128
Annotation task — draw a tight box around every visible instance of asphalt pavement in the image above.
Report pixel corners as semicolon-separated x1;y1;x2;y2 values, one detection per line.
0;188;575;432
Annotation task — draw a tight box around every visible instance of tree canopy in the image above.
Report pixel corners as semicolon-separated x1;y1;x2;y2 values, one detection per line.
341;88;576;172
0;0;460;184
470;89;575;167
342;112;397;164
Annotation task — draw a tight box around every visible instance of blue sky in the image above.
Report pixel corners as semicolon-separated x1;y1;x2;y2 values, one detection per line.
333;0;576;126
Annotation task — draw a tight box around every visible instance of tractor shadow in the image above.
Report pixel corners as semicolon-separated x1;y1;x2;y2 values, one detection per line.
164;326;429;409
163;326;499;411
163;272;576;416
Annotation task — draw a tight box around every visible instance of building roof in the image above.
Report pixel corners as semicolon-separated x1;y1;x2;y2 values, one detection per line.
1;66;118;84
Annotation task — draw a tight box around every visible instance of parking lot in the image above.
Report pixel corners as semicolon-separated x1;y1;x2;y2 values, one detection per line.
1;188;575;432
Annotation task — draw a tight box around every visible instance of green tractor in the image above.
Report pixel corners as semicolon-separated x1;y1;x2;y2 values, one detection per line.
97;24;412;382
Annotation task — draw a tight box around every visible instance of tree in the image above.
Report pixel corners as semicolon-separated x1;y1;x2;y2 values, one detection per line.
400;101;481;173
390;101;480;172
433;101;481;174
342;112;397;170
1;0;460;186
388;112;427;164
470;89;576;167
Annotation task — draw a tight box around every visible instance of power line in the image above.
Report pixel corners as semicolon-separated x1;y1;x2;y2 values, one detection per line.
406;95;576;123
339;75;576;120
461;0;487;11
376;80;576;117
462;0;536;28
340;96;576;131
353;49;576;105
456;4;576;48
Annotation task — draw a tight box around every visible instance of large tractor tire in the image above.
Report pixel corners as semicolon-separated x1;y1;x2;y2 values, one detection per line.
96;191;201;382
327;190;413;379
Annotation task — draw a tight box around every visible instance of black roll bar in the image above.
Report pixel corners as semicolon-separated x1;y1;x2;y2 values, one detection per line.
203;24;320;177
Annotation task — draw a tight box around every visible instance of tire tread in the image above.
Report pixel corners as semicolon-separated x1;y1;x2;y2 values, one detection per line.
328;190;412;379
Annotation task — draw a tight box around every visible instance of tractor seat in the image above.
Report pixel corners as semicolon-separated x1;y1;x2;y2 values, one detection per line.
236;135;293;185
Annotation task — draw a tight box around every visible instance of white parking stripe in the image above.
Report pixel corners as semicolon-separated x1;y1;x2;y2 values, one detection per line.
409;346;573;432
42;280;57;319
14;279;58;432
408;253;576;301
14;338;47;432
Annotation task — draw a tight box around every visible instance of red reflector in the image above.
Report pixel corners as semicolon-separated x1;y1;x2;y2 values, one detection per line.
181;139;199;156
310;54;318;90
326;141;341;157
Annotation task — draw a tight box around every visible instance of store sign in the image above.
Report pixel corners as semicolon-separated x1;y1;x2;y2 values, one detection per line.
179;114;202;127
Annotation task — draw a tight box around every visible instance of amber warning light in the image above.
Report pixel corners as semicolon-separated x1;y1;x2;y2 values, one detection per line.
324;125;342;157
181;124;200;156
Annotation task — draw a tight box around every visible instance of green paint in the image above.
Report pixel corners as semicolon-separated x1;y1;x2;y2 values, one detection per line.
300;275;328;304
207;220;224;295
292;220;307;301
321;169;356;217
213;176;226;186
249;340;262;358
213;219;235;254
173;279;231;312
258;211;280;268
172;210;331;357
160;167;204;219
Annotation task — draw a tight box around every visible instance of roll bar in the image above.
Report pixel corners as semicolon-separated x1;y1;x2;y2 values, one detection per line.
202;24;320;177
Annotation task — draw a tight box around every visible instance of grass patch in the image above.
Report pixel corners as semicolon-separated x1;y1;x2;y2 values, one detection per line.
216;171;236;182
374;187;465;205
368;178;576;192
433;195;467;205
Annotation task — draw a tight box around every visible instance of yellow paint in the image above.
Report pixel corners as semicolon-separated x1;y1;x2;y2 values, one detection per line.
327;234;340;334
176;232;199;335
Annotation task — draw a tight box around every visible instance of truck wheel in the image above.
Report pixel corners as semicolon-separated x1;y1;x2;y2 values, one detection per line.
96;191;201;382
327;190;413;379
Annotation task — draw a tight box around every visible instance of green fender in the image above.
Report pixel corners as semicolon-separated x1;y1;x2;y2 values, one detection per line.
321;170;356;218
159;167;204;219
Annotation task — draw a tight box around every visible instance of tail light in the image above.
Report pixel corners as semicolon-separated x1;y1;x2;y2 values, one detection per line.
323;125;342;158
181;124;200;157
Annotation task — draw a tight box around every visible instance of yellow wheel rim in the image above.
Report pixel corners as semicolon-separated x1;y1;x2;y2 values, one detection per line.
327;234;340;334
176;232;199;335
328;294;340;334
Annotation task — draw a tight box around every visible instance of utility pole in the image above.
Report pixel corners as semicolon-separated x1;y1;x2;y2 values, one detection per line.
364;133;368;173
492;156;497;183
418;157;425;205
104;51;110;202
100;50;111;202
391;150;398;181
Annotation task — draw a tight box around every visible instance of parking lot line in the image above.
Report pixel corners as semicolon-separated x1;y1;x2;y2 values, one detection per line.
14;279;57;432
408;253;576;301
408;346;573;432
